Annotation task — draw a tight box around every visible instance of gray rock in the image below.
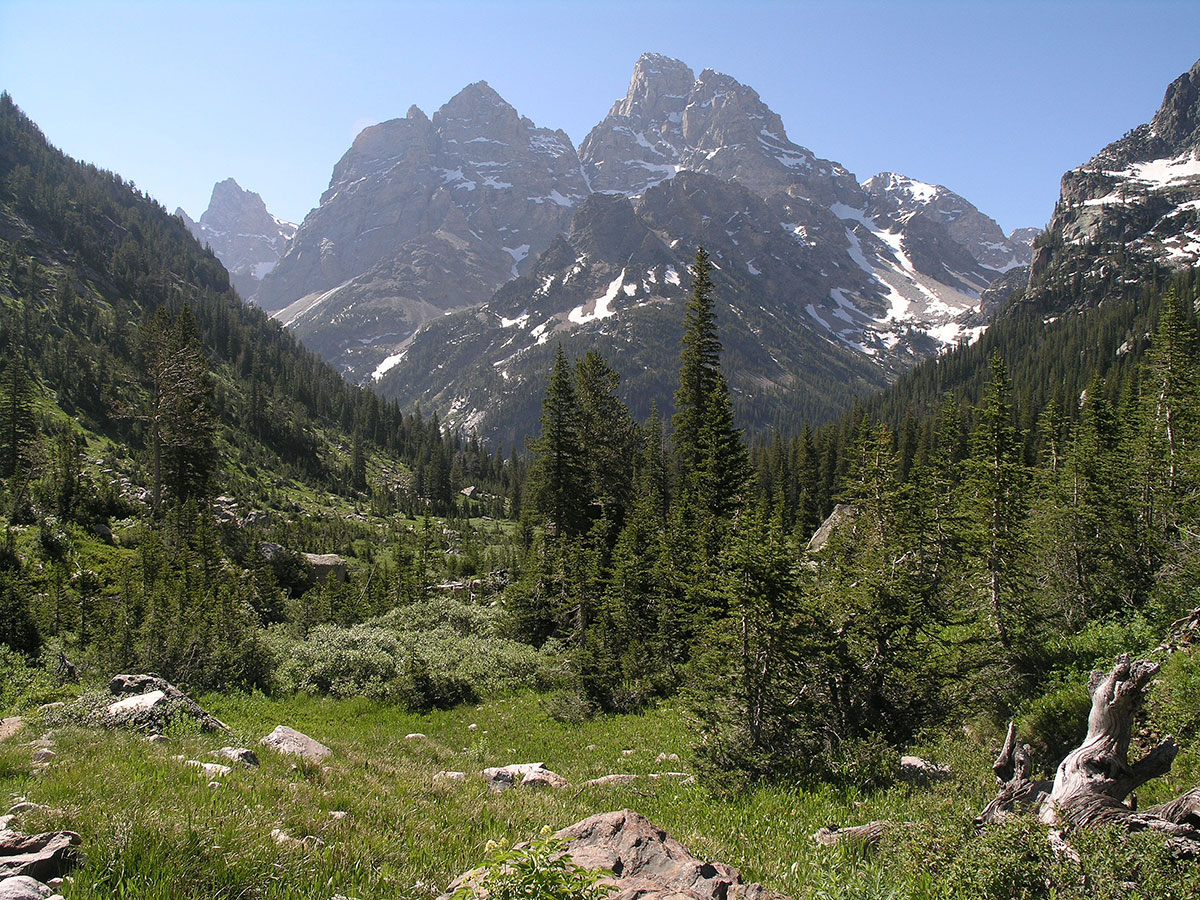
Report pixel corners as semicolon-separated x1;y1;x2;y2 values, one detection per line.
107;690;167;720
0;875;52;900
481;763;569;792
260;726;331;762
106;675;228;732
0;831;84;882
440;809;787;900
0;720;22;743
185;761;232;778
213;747;260;767
433;771;466;782
301;553;348;584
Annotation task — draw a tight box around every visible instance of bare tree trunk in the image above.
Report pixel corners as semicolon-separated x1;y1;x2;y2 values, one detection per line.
979;655;1200;857
1038;655;1188;831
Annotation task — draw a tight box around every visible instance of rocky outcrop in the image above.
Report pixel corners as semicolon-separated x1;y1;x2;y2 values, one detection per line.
862;173;1036;275
107;674;228;732
260;725;331;762
0;831;83;883
481;763;570;792
442;809;787;900
176;179;296;301
1028;58;1200;310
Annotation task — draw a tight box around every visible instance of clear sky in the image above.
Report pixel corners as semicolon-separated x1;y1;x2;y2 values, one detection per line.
2;0;1198;234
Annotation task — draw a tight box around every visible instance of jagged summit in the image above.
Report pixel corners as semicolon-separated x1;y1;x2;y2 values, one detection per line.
1029;57;1200;304
862;172;1036;274
253;80;588;375
177;178;295;300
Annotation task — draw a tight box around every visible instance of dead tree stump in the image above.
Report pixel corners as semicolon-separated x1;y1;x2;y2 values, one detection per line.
981;654;1200;854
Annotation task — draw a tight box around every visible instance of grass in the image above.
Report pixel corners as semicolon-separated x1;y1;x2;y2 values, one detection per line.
3;688;1200;899
0;691;986;900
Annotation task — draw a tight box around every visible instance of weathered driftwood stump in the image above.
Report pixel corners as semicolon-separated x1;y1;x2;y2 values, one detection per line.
981;654;1200;855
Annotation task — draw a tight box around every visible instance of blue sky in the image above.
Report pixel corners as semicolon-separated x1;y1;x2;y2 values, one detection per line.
2;0;1198;234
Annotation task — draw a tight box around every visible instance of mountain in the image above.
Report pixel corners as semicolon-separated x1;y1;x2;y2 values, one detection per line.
1028;58;1200;309
861;173;1037;275
252;82;588;378
371;54;1038;442
175;178;296;301
373;173;895;444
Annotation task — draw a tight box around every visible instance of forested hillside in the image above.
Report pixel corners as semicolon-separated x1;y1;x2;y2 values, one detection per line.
0;93;522;693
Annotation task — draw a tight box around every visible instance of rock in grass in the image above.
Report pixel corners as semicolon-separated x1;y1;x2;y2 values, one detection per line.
260;726;331;762
481;763;569;792
0;720;23;743
213;747;259;767
434;771;466;782
0;875;53;899
439;808;789;900
107;675;229;732
0;831;84;882
185;761;232;778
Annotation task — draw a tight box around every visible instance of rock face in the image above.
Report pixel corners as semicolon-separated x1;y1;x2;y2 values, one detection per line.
254;82;588;380
862;173;1037;276
441;809;787;900
1028;57;1200;309
259;725;331;762
176;179;296;300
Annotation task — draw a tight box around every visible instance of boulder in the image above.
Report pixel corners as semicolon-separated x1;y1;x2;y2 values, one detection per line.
440;809;787;900
0;875;52;900
107;690;167;720
106;675;228;732
185;761;232;779
213;747;260;767
260;726;331;762
481;763;569;792
434;771;466;782
302;553;347;584
0;831;83;882
0;720;22;743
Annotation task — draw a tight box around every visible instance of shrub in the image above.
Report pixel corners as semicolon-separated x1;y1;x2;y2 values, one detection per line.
0;644;59;713
451;827;611;900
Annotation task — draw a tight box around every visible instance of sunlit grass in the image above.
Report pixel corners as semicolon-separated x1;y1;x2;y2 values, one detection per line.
4;688;1200;899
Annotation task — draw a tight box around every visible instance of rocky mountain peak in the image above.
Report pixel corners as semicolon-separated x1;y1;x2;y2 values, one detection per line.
178;179;296;301
200;178;277;236
1029;58;1200;307
1150;57;1200;150
863;172;1035;274
612;53;694;120
432;81;523;141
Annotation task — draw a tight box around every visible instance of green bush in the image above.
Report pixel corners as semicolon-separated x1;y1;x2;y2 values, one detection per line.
0;645;62;713
268;598;559;710
451;827;611;900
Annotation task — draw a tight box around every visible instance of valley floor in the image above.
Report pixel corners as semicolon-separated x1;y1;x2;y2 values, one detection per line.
4;690;1200;899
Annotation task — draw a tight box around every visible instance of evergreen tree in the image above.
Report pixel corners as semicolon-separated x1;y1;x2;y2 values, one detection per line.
963;352;1031;656
527;345;589;540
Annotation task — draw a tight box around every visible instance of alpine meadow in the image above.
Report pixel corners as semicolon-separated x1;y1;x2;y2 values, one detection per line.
6;24;1200;900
